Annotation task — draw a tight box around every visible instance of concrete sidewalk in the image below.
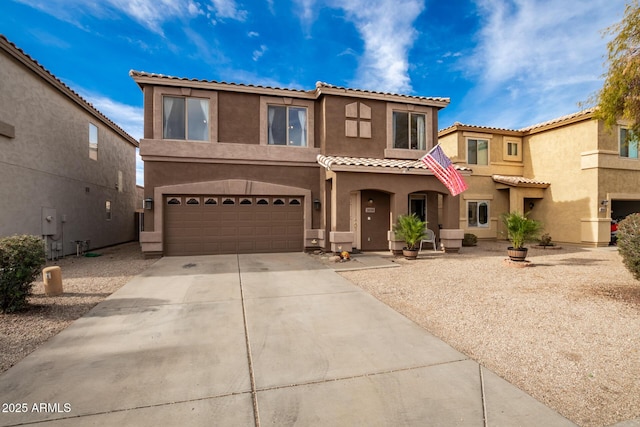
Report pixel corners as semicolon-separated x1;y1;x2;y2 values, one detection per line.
0;253;576;426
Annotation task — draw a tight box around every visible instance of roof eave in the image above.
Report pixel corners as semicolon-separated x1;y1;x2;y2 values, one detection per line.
1;35;138;148
129;70;316;99
315;84;450;108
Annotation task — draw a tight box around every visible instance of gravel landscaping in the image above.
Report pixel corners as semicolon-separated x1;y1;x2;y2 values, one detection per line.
340;242;640;427
0;242;157;373
1;241;638;427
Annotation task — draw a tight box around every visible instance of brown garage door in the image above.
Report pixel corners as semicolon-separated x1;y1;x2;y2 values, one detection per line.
164;195;304;256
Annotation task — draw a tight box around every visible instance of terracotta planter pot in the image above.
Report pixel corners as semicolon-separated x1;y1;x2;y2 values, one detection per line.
402;248;419;260
507;247;528;262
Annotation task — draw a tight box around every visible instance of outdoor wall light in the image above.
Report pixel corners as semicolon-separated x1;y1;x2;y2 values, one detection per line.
313;199;321;210
601;199;609;206
144;198;154;210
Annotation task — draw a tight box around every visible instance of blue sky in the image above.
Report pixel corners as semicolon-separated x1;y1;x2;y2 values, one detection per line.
1;0;630;185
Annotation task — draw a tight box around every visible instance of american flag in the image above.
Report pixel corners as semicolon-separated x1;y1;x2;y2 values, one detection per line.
420;145;468;196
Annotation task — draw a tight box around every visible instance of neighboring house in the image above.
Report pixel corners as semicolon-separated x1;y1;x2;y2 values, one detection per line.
438;110;640;246
131;71;468;256
0;35;139;257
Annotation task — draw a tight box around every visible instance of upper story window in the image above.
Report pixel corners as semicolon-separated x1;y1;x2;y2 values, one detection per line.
503;139;522;162
163;96;209;141
467;138;489;165
393;112;425;150
620;127;638;159
268;105;307;146
89;123;98;160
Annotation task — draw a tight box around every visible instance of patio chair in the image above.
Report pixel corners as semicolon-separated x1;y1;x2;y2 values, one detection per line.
419;229;437;252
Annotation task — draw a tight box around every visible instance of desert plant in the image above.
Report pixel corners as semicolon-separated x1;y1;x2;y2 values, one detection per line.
539;233;553;247
393;214;426;251
617;213;640;281
0;235;46;313
462;233;477;246
501;211;543;249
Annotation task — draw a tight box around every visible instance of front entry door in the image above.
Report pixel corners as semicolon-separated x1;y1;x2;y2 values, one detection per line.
409;194;426;221
360;190;390;251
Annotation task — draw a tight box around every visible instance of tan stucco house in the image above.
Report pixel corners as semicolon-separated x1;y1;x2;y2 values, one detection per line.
131;71;468;256
439;110;640;246
0;35;139;257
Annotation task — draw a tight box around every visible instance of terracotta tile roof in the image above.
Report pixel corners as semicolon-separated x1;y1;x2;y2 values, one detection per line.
492;175;550;188
130;71;450;106
439;122;519;134
439;109;596;135
130;70;313;96
518;109;595;132
1;35;138;147
315;82;450;104
317;155;471;172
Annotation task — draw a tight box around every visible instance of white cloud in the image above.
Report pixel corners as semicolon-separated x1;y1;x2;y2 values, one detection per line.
291;0;425;93
16;0;203;35
207;0;248;21
252;45;268;61
454;0;628;128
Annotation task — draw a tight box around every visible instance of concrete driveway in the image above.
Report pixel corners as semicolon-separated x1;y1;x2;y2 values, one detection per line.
0;253;575;426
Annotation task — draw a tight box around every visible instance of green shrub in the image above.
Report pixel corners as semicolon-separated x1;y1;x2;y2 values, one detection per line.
617;213;640;281
0;235;46;313
393;214;426;250
539;233;554;247
462;233;477;246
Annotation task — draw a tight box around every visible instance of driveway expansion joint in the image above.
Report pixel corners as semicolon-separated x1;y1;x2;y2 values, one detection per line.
254;357;471;393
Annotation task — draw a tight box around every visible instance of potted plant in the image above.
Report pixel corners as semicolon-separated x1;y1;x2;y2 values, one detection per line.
393;213;427;259
501;211;543;262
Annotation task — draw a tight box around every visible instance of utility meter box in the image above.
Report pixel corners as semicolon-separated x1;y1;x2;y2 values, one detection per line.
41;207;57;236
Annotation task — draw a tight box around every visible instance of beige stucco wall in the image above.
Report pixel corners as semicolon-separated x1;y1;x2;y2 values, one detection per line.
0;48;137;255
525;120;600;245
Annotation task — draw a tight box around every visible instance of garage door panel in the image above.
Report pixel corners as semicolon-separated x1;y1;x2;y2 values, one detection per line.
164;194;304;255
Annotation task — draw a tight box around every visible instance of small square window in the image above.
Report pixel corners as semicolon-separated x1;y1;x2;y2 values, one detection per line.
620;127;639;159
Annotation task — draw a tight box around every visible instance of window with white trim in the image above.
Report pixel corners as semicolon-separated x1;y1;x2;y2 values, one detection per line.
163;96;209;141
267;105;307;146
393;112;425;150
467;138;489;165
467;201;489;228
619;127;638;159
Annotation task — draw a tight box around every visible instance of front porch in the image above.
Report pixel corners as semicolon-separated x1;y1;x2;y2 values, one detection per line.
317;155;468;254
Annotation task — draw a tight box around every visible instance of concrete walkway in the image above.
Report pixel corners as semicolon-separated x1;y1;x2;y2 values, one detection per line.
0;253;576;426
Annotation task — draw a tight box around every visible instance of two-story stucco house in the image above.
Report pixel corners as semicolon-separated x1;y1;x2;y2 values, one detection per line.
0;35;139;257
131;71;468;257
439;110;640;247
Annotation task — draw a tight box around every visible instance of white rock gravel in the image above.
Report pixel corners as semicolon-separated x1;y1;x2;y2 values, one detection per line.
0;242;157;374
339;242;640;427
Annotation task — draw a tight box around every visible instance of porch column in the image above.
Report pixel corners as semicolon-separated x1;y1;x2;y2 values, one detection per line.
441;194;464;253
328;172;353;252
